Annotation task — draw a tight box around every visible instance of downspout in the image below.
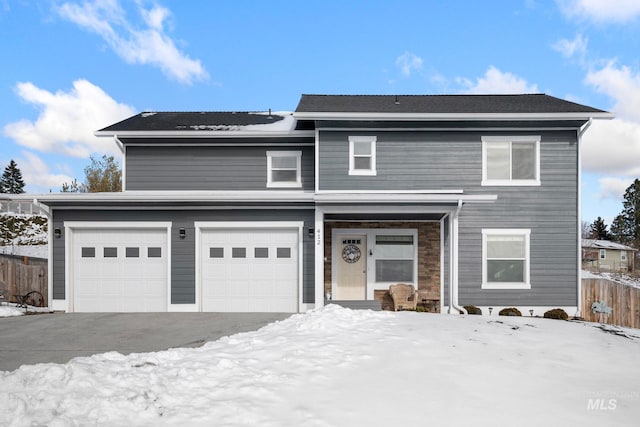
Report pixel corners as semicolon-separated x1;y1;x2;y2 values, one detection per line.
114;135;126;191
32;198;53;309
449;200;468;315
575;118;592;317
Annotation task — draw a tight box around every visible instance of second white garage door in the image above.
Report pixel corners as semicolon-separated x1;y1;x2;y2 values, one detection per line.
199;226;300;312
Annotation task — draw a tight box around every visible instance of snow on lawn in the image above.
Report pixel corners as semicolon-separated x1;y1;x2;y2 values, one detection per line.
0;305;24;317
1;306;639;426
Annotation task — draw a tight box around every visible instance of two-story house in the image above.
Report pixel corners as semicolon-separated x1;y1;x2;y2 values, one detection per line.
32;94;611;315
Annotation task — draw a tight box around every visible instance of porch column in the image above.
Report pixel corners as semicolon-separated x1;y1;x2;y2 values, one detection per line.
314;207;325;308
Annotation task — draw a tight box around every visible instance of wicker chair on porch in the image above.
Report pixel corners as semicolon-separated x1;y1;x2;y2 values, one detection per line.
389;284;418;311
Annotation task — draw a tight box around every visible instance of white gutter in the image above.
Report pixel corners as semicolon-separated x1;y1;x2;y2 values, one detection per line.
315;193;497;204
113;135;125;154
293;111;615;121
449;200;468;315
575;118;592;317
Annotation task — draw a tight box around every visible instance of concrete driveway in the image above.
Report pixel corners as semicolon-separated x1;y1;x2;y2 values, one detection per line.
0;312;291;372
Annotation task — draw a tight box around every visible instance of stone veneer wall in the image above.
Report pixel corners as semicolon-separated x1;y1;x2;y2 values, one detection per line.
324;222;441;309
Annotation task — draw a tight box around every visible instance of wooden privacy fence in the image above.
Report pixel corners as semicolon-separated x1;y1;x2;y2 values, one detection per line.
0;254;47;305
581;278;640;329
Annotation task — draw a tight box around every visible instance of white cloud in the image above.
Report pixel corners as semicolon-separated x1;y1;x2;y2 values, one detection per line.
57;0;208;84
395;52;423;77
585;62;640;122
581;119;640;176
3;79;134;158
552;33;588;60
596;176;634;201
17;151;75;191
457;66;539;94
556;0;640;23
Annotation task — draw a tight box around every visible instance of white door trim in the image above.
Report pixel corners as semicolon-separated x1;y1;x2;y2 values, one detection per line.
194;221;304;312
63;221;172;313
331;228;418;301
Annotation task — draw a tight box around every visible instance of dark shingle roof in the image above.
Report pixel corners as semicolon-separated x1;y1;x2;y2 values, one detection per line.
294;94;608;114
98;111;288;133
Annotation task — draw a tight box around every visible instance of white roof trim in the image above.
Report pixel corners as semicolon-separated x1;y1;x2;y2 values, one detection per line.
10;191;316;204
293;111;614;121
94;130;315;138
314;193;497;204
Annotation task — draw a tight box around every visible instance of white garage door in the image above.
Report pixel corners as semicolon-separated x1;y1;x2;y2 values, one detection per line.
72;228;168;312
200;228;299;312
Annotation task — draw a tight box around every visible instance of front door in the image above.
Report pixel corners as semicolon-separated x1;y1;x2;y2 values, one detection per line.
335;236;366;300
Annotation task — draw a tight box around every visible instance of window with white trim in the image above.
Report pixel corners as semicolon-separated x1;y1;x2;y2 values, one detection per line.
482;136;540;186
266;151;302;188
482;229;531;289
348;136;377;176
599;249;606;260
621;251;627;261
375;235;414;283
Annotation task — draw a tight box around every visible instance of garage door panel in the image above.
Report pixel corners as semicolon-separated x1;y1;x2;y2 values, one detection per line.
72;228;168;312
200;227;299;313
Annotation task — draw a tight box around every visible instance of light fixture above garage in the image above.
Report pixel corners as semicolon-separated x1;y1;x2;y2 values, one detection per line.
179;228;186;239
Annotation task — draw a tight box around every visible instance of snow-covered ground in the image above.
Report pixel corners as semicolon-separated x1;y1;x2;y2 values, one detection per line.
1;305;638;426
0;305;24;317
0;244;48;259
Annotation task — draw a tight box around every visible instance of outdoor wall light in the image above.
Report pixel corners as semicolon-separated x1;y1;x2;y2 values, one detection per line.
54;228;62;239
179;228;186;239
529;309;534;317
307;227;314;239
488;307;493;315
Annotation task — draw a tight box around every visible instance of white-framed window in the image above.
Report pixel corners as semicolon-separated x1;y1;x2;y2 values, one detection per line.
482;229;531;289
348;136;377;176
266;151;302;188
599;249;606;260
482;136;540;186
621;251;627;261
374;235;415;283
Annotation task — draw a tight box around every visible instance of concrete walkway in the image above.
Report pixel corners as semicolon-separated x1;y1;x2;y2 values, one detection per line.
0;312;291;372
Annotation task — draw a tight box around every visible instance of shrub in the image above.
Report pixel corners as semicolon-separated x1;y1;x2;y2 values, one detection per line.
498;307;522;316
463;305;482;315
543;308;568;320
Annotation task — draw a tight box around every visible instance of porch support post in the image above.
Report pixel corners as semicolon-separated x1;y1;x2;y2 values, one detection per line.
314;207;325;309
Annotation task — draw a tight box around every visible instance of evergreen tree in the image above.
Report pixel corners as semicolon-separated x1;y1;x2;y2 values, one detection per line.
0;160;26;194
589;217;610;240
610;179;640;248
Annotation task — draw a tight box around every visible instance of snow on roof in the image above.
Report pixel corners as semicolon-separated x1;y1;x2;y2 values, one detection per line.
96;111;300;134
582;239;637;251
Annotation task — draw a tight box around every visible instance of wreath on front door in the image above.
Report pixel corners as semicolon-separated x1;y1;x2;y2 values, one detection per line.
342;244;361;263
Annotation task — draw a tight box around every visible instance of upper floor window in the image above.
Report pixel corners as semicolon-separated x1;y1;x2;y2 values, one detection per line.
482;229;531;290
266;151;302;188
348;136;377;176
482;136;540;186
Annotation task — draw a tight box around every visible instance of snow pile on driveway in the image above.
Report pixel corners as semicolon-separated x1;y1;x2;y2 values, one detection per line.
0;306;24;317
1;305;639;426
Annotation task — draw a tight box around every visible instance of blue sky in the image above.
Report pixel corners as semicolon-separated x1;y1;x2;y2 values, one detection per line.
1;0;639;227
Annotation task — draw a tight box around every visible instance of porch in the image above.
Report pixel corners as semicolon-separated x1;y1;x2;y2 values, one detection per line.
323;219;444;312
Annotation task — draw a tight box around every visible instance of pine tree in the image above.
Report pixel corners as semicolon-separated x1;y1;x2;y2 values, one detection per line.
589;217;610;240
610;179;640;248
0;160;26;194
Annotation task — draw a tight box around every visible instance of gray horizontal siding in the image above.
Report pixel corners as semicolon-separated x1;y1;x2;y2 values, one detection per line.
51;209;315;306
318;129;578;307
126;146;314;191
